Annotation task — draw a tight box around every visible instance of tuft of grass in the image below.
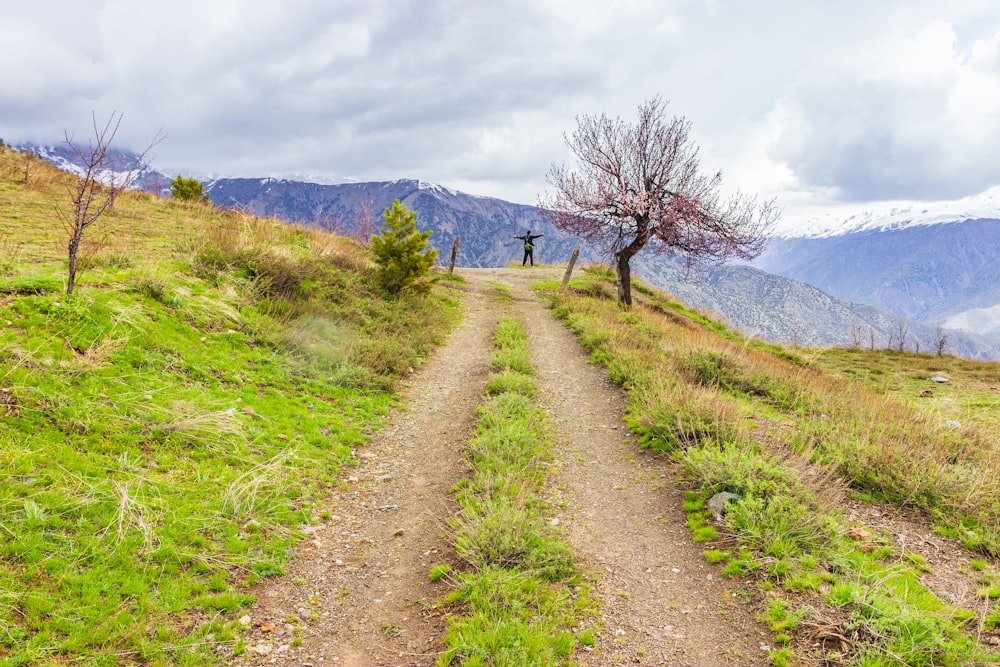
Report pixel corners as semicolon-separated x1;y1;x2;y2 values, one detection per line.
704;550;730;564
761;598;806;633
485;368;538;397
771;646;794;667
487;280;513;301
490;317;534;376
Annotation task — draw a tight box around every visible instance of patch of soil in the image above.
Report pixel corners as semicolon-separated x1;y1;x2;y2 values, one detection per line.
844;498;995;625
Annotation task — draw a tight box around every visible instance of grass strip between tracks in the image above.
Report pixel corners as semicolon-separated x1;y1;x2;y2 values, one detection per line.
435;315;596;666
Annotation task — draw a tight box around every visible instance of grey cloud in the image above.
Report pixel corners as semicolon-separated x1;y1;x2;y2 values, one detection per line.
5;1;1000;212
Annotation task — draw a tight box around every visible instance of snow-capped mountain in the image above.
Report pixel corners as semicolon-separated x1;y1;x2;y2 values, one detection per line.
756;188;1000;338
13;142;171;194
16;140;1000;358
775;186;1000;239
204;174;1000;359
203;176;590;268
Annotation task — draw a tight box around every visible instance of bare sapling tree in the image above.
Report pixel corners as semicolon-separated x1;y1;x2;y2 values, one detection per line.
935;325;949;357
850;325;864;348
357;198;376;246
895;318;909;353
542;96;779;305
60;111;162;294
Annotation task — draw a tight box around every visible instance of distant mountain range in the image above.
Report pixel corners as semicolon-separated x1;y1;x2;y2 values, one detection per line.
755;218;1000;339
203;177;593;268
16;142;1000;359
756;187;1000;340
637;258;1000;360
769;186;1000;238
201;177;1000;360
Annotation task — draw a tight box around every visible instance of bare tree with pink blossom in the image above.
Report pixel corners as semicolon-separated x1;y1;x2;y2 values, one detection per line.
542;96;779;305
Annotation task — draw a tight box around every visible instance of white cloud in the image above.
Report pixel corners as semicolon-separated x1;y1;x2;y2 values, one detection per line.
3;0;1000;211
768;19;1000;203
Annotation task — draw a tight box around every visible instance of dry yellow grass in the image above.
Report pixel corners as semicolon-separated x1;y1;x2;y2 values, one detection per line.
553;275;1000;553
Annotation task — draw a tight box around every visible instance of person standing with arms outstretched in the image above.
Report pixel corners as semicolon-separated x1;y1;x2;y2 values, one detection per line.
514;230;544;267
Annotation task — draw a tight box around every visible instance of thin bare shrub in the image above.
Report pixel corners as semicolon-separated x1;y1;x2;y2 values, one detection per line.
0;236;20;274
57;112;162;294
0;147;70;190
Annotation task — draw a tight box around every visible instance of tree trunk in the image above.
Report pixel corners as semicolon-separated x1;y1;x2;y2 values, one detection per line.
614;249;633;306
67;230;81;295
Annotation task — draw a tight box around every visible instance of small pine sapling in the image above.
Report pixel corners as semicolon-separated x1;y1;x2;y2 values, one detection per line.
169;175;210;202
370;199;438;295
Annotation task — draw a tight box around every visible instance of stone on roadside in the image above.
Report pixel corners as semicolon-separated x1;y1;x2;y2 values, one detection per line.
249;643;272;655
707;492;741;521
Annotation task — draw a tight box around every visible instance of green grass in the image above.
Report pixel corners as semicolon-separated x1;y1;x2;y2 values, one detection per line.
808;346;1000;434
439;317;594;666
0;146;459;665
548;269;1000;667
9;143;1000;666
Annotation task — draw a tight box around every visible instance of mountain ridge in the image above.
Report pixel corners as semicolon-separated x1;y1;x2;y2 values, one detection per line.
203;176;593;268
13;141;170;194
202;174;1000;359
754;219;1000;335
639;258;1000;359
17;142;1000;359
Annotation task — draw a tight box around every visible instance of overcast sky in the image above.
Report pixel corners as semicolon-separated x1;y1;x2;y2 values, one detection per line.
3;0;1000;230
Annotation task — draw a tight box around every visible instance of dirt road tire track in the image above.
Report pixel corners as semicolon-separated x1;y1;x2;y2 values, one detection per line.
235;271;498;666
508;269;771;666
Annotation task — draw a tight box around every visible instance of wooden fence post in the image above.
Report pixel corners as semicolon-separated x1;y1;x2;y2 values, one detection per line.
449;236;460;273
561;245;580;290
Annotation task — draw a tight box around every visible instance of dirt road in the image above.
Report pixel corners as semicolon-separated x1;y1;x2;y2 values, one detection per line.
234;267;772;666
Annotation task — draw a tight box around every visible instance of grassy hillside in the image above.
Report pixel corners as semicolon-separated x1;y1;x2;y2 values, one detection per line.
0;146;459;665
549;267;1000;665
808;346;1000;434
6;143;1000;666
